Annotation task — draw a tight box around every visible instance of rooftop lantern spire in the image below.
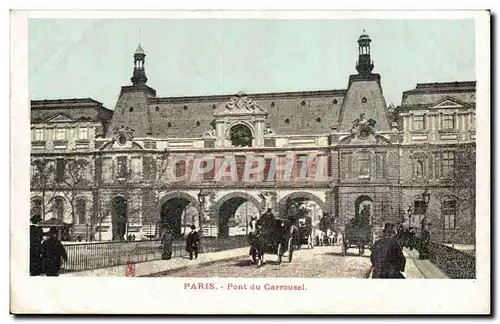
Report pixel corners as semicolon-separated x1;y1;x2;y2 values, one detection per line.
131;33;148;86
356;30;374;75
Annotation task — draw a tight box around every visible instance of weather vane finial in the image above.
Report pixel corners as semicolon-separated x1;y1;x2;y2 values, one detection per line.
138;29;141;45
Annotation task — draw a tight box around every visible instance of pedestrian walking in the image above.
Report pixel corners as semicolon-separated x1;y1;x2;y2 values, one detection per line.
40;228;68;277
161;228;174;260
30;215;44;276
186;225;200;260
370;223;406;279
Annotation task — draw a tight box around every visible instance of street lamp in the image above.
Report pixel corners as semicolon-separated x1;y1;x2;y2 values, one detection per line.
407;206;413;229
197;189;206;236
421;187;431;232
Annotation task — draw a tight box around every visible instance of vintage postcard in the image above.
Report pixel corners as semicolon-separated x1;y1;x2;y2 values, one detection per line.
10;10;490;314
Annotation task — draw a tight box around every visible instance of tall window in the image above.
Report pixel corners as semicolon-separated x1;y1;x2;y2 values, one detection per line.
470;113;476;130
78;127;89;140
53;197;65;220
443;200;457;229
442;114;456;130
358;153;370;179
263;158;273;182
76;199;86;225
202;159;215;181
412;200;426;227
175;160;186;178
117;156;128;178
55;127;67;140
375;152;386;179
412;115;426;131
55;159;65;182
341;153;353;179
441;152;455;179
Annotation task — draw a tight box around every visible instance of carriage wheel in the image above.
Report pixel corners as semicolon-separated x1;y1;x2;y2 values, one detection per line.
288;238;293;263
277;243;282;264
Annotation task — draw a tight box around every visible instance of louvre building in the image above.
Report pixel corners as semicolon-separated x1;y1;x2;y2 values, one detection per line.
30;32;476;243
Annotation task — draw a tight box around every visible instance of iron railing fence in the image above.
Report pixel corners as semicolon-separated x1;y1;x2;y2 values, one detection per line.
61;236;248;273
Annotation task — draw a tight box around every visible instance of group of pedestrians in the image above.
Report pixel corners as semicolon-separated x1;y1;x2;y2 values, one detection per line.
30;215;68;277
160;225;201;261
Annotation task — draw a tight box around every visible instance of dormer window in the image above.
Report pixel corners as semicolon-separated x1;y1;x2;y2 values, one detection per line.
362;97;367;103
129;107;134;112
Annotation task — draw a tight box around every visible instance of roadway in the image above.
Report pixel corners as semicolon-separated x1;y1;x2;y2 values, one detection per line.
161;245;373;278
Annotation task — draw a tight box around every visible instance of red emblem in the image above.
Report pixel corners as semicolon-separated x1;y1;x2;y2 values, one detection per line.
126;263;135;277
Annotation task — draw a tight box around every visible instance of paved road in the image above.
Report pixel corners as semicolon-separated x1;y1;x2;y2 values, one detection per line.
163;246;373;278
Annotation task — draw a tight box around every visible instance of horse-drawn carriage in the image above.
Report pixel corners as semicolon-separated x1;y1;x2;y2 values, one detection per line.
341;223;373;256
295;216;314;249
250;217;295;266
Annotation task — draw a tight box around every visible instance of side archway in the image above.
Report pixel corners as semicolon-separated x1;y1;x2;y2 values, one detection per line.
158;191;202;238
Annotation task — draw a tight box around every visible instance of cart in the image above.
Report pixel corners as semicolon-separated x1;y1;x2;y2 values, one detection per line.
296;216;314;249
341;223;373;256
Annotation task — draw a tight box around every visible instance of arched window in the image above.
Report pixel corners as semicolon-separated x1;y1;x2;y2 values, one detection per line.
229;124;253;147
76;199;86;225
53;197;65;221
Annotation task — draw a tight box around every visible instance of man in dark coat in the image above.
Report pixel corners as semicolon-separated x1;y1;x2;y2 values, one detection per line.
40;228;68;276
186;225;200;260
30;215;44;276
371;223;406;279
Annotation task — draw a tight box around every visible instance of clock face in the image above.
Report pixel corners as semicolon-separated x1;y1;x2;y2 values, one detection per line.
359;129;369;139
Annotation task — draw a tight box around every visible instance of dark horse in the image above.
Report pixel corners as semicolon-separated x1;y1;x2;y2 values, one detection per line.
249;230;273;266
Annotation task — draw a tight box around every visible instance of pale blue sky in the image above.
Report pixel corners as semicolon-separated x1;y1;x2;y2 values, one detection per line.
29;19;475;109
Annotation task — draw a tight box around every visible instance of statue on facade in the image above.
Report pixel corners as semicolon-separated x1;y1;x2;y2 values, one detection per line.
112;125;135;144
263;122;274;135
226;92;258;111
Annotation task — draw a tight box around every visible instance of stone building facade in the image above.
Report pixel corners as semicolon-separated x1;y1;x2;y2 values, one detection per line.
30;32;476;243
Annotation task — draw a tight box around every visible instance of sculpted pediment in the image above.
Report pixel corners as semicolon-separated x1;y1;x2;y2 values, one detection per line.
429;97;470;110
213;92;268;117
45;113;75;123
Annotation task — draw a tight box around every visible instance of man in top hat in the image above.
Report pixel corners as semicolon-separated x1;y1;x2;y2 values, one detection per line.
370;223;406;279
30;215;44;276
40;227;68;276
186;225;200;260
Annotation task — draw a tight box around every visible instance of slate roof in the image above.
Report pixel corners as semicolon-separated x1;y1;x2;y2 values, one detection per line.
113;89;347;138
30;98;113;123
401;81;476;108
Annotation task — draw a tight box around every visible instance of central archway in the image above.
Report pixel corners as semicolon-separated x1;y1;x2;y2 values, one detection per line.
213;192;263;238
158;192;201;238
278;192;327;234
